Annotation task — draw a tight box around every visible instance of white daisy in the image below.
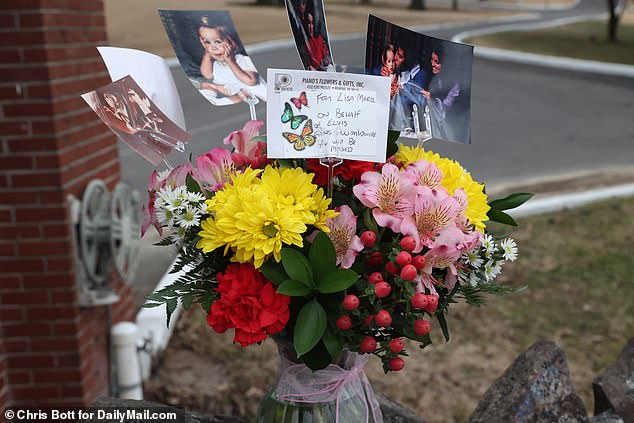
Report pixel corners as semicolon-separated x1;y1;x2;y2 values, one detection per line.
156;207;175;227
463;249;484;269
500;238;518;262
176;205;201;229
482;234;497;258
468;271;480;287
198;202;210;215
157;169;171;183
483;259;502;282
186;191;206;203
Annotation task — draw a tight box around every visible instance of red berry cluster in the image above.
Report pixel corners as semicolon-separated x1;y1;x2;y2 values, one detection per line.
335;233;440;372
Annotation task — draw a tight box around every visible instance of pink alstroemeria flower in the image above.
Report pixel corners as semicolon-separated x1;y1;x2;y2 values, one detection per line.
404;160;443;190
223;120;268;168
164;163;193;188
141;169;162;236
416;242;464;293
400;186;462;253
352;163;416;232
194;147;236;192
325;205;364;269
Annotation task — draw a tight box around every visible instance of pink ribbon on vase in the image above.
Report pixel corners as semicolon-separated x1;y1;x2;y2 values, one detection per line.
275;352;383;423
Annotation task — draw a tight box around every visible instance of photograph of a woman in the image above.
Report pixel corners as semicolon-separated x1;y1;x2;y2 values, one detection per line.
285;0;334;71
160;10;267;106
365;15;473;144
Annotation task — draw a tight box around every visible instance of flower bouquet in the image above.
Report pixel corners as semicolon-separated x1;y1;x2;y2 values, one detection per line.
143;122;531;422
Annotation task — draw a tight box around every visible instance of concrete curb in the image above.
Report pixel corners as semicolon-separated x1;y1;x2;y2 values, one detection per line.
509;183;634;218
453;13;634;78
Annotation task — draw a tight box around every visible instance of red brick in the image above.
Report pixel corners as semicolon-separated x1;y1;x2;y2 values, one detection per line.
0;258;44;272
0;31;46;47
20;13;105;28
0;66;47;82
0;308;24;321
1;291;49;306
61;148;118;184
0;209;13;223
60;386;83;397
54;110;103;134
23;46;97;63
8;355;55;370
0;224;42;239
0;13;17;28
4;324;52;339
50;290;76;304
12;172;63;188
53;322;77;335
19;240;69;255
0;243;16;255
0;48;20;63
0;192;39;205
23;274;73;289
27;306;78;321
15;206;66;222
8;371;31;385
3;102;54;118
0;121;28;136
41;223;68;237
32;369;81;384
4;339;29;352
0;156;33;169
47;59;107;81
7;137;58;152
56;354;80;368
0;0;39;9
33;154;59;169
46;257;74;272
0;85;25;101
0;275;22;289
31;338;78;352
12;385;59;400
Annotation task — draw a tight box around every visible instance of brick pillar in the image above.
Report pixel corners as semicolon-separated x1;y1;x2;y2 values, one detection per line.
0;0;135;412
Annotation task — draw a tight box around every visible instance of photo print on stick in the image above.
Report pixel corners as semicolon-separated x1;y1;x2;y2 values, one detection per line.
159;10;267;106
365;15;473;144
82;75;191;166
285;0;335;71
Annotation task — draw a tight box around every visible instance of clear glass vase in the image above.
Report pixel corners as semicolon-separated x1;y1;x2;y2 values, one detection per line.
255;338;383;423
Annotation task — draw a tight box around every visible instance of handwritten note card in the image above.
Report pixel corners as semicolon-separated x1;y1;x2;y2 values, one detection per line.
266;69;390;162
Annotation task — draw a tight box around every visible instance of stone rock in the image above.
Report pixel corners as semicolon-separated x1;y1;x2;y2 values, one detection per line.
467;339;589;423
592;337;634;422
376;391;427;423
591;411;625;423
88;397;247;423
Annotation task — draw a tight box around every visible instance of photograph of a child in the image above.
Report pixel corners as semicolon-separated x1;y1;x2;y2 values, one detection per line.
159;10;267;106
82;75;191;166
285;0;335;71
365;15;473;144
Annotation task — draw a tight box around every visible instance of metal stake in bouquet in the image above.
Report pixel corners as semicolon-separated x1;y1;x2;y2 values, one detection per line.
412;103;432;149
241;93;259;121
318;126;343;199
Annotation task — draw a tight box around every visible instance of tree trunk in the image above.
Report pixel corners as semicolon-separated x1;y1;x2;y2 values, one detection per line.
452;0;459;10
361;0;372;5
606;0;619;41
409;0;426;10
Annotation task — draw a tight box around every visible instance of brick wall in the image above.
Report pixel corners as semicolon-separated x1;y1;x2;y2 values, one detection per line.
0;0;135;412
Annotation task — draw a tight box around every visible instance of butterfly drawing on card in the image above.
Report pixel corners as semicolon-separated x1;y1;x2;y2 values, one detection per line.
282;119;316;151
290;91;309;110
281;102;308;130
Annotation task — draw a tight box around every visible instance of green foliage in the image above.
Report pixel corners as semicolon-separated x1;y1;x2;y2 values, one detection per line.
487;208;518;227
260;260;288;286
316;269;359;294
457;282;523;308
277;280;313;296
487;192;532;227
294;300;327;357
185;173;202;194
281;248;314;288
308;232;336;282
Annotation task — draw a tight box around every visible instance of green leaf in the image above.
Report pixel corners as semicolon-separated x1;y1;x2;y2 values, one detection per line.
141;302;163;308
387;130;401;143
185;173;203;194
322;327;343;361
437;312;450;342
281;248;314;288
489;192;533;211
277;159;295;168
277;280;313;296
166;299;178;327
487;208;518;227
260;260;289;286
182;293;193;310
363;208;378;234
316;268;359;294
294;300;327;357
309;232;336;283
301;341;333;371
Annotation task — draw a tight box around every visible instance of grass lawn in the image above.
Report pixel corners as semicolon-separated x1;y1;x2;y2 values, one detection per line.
467;19;634;65
145;196;634;423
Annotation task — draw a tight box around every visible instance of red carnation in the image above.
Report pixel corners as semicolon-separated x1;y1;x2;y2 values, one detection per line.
206;263;290;346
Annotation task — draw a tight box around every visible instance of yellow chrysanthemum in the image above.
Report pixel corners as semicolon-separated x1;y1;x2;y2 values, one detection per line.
260;166;316;223
197;166;339;268
310;188;339;231
395;146;490;232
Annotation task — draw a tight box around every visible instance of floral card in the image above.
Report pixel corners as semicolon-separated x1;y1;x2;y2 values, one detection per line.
266;68;390;162
365;15;473;144
82;75;191;166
